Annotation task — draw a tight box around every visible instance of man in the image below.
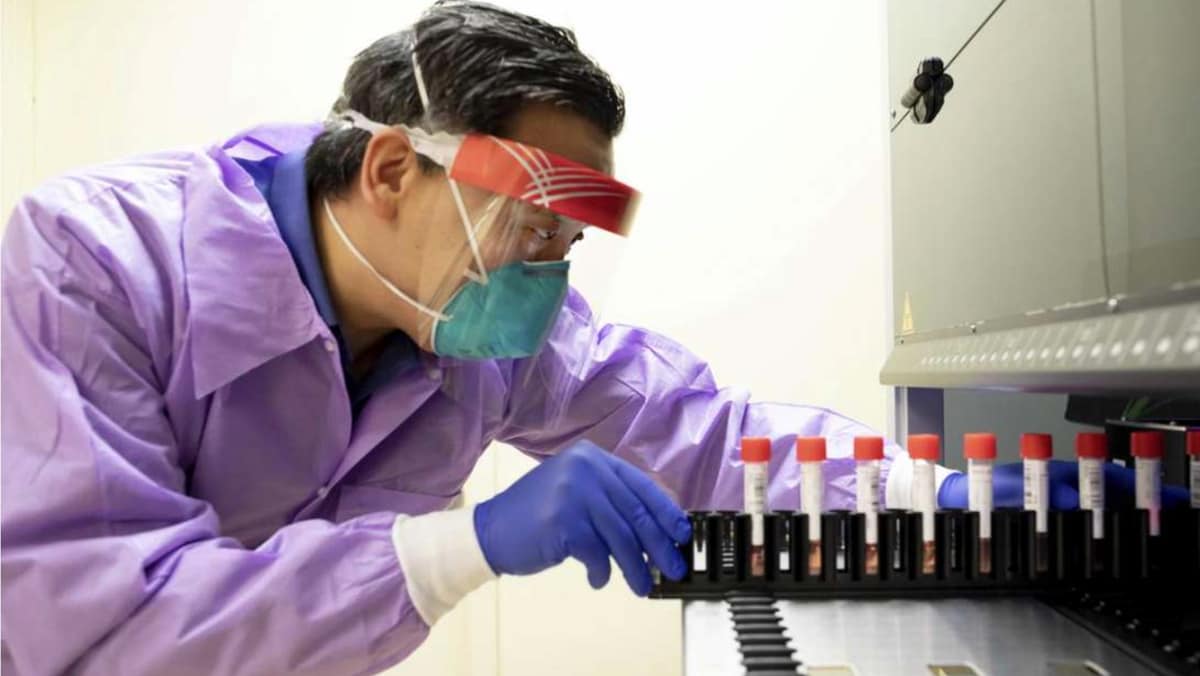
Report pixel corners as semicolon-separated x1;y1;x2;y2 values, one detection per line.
0;2;1175;674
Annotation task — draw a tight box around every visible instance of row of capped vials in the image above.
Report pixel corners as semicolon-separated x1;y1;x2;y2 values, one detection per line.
739;430;1200;578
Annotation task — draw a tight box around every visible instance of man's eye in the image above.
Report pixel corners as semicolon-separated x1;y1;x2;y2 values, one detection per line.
530;227;557;241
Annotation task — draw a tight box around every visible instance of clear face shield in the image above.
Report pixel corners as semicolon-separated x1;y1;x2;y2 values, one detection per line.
323;55;638;431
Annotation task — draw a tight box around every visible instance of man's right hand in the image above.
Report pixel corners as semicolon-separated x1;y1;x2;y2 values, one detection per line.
473;439;692;596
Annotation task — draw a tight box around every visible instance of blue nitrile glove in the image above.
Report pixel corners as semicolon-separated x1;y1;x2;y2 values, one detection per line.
473;439;692;596
938;460;1190;509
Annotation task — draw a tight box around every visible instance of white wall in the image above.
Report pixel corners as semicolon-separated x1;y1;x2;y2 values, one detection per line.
4;1;892;674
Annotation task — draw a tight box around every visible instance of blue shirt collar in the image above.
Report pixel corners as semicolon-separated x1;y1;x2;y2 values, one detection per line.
266;150;340;327
236;147;419;413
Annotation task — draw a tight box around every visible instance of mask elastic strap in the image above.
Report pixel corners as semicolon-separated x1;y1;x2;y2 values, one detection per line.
339;109;461;169
461;197;509;284
339;109;391;136
322;199;450;322
447;179;490;285
411;52;432;114
409;49;491;286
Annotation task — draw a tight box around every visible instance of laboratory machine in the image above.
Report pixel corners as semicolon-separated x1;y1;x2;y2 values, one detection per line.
654;1;1200;673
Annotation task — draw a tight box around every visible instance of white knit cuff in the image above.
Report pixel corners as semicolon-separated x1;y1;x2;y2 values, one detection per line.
885;454;956;510
391;507;497;626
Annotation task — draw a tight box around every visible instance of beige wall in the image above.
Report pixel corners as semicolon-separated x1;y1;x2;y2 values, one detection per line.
1;0;35;215
4;2;892;674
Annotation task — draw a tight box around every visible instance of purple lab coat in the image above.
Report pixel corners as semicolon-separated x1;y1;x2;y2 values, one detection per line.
0;123;897;674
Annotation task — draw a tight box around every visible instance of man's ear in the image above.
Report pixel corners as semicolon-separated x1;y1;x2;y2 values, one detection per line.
357;129;422;220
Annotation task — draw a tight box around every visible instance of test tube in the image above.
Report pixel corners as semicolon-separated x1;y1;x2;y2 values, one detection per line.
964;433;996;575
854;436;884;576
796;436;826;576
1021;433;1053;573
1131;431;1164;536
1189;431;1200;509
908;434;940;574
1076;432;1107;540
741;437;771;577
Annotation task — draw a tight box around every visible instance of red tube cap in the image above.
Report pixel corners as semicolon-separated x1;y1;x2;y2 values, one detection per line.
796;437;827;462
1188;430;1200;458
907;434;940;461
1075;433;1107;459
964;433;997;460
1130;431;1164;459
741;437;771;463
1020;433;1053;460
854;436;884;461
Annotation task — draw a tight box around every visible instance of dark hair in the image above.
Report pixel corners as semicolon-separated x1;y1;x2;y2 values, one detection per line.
306;0;625;200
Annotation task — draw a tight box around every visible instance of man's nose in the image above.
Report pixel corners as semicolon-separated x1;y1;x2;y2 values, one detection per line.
531;238;571;262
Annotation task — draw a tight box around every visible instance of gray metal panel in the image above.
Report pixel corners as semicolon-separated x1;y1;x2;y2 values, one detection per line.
894;387;946;449
887;0;1200;366
894;389;1092;473
940;390;1094;472
890;0;1108;340
1103;1;1200;298
682;600;765;676
778;598;1148;675
683;598;1151;676
880;295;1200;392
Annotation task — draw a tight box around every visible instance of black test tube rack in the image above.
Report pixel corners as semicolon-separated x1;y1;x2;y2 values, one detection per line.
651;508;1200;599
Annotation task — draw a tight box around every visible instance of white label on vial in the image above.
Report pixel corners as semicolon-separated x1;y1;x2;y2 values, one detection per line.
1136;456;1161;536
1191;458;1200;509
1024;459;1049;533
969;460;994;539
744;462;767;545
913;460;936;541
1079;458;1105;539
779;550;790;571
693;537;707;572
801;462;823;541
856;462;880;544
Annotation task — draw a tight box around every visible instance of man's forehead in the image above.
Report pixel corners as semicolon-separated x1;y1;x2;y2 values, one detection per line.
501;102;614;175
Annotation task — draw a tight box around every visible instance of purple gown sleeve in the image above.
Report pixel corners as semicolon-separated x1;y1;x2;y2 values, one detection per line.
499;290;902;512
1;198;425;675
